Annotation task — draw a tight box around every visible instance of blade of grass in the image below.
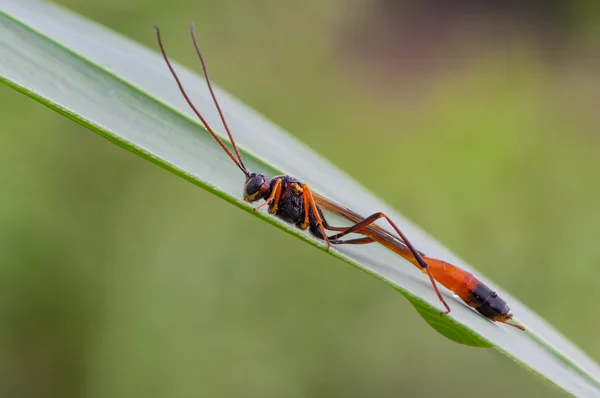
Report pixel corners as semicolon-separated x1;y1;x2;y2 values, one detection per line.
1;0;599;395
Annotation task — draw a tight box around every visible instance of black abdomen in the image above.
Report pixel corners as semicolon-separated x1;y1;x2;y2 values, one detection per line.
468;282;511;320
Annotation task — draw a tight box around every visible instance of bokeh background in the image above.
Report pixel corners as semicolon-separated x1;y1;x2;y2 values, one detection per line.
2;0;600;397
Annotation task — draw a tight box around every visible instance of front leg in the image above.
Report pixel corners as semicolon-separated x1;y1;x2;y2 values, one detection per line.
253;178;282;213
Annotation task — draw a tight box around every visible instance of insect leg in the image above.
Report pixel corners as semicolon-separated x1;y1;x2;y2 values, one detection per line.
328;212;451;315
253;178;282;213
302;185;331;251
321;219;375;244
329;237;374;244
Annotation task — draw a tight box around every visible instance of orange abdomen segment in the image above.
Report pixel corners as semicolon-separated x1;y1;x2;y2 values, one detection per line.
422;256;479;305
365;236;480;306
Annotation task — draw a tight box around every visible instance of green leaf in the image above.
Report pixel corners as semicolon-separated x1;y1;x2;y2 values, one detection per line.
1;0;599;395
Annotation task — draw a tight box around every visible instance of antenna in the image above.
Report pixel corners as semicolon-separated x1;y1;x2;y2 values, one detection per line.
154;25;250;177
189;22;247;171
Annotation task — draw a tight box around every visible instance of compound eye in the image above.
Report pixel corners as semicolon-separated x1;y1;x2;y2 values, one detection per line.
244;174;269;202
245;177;260;195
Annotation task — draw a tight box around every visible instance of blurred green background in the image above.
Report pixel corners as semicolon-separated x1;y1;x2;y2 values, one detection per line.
2;1;600;397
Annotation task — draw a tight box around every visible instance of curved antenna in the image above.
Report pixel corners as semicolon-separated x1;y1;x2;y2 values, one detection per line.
189;22;247;172
154;25;250;177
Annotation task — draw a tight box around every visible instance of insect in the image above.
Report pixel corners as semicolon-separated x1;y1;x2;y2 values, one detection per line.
154;24;525;332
